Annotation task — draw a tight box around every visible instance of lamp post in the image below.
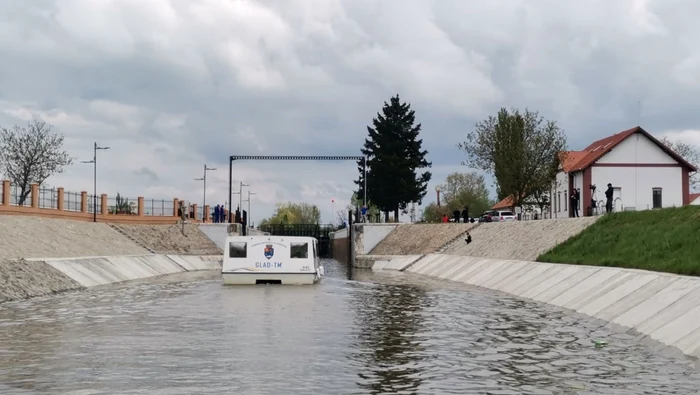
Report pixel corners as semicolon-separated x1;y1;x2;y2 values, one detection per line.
436;186;441;207
232;181;249;222
331;197;335;225
245;190;256;227
194;164;216;221
81;142;110;222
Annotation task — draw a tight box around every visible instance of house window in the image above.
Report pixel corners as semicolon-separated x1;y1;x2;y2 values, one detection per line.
558;193;561;212
564;192;567;212
652;188;662;209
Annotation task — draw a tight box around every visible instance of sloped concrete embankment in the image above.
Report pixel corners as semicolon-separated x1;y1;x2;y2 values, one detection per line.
1;255;221;303
0;216;222;304
442;217;598;261
355;223;476;268
378;254;700;359
111;224;222;256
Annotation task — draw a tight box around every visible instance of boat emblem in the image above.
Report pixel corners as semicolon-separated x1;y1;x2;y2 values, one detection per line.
264;244;274;260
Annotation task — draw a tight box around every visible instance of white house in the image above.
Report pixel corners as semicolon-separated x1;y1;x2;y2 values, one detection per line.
550;126;696;218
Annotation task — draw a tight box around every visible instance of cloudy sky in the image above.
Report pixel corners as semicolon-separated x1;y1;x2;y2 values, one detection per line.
1;0;699;225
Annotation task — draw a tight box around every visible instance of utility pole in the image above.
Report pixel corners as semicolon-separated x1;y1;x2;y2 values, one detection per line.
232;181;249;219
81;142;110;222
244;190;256;228
194;164;216;221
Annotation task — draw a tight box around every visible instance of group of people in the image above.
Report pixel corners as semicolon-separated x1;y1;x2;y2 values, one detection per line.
211;204;229;223
441;206;472;223
578;183;616;215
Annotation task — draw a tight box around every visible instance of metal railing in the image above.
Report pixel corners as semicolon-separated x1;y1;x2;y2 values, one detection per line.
38;187;58;209
63;191;81;212
106;196;138;215
142;199;174;216
9;184;31;206
87;194;102;214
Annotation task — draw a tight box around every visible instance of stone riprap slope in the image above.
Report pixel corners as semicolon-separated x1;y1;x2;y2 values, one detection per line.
0;259;84;303
112;224;222;255
442;217;598;261
0;216;147;261
369;223;477;255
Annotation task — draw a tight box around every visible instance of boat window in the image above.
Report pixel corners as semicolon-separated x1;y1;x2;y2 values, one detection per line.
290;242;308;259
229;242;247;258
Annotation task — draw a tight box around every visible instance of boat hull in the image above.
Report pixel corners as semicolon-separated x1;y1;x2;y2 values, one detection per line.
222;272;319;285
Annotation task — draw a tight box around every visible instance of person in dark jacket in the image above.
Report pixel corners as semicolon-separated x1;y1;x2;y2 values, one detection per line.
465;231;472;244
605;183;614;213
453;209;461;223
462;206;469;223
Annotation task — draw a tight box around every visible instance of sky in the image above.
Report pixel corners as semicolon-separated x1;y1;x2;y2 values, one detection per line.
1;0;700;225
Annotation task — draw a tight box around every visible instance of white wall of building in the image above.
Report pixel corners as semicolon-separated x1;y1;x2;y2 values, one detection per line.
550;171;570;218
691;197;700;205
596;133;676;164
591;166;683;210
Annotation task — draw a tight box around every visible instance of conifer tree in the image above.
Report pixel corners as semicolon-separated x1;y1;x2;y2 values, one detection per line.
356;95;432;221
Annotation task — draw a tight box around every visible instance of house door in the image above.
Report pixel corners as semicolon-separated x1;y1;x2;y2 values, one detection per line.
613;187;623;212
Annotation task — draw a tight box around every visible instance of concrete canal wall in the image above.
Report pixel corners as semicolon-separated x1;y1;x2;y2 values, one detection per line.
1;255;221;303
376;254;700;359
0;216;224;304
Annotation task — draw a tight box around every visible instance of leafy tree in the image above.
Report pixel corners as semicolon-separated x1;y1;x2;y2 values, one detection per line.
111;192;135;214
259;202;321;226
458;108;566;210
0;119;74;205
356;94;432;222
440;171;492;215
421;202;449;222
659;136;700;191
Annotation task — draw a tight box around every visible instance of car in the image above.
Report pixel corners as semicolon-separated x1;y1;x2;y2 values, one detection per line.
493;210;516;221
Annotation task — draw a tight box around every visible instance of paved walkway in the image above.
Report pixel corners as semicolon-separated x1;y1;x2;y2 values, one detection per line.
442;217;598;261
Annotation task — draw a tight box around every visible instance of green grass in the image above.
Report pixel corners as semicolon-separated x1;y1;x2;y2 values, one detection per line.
537;205;700;276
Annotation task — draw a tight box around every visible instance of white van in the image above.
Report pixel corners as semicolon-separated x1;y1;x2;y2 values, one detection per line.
221;235;324;285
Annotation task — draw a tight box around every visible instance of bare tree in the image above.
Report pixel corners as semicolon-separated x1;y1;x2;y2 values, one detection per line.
659;136;700;191
0;119;75;205
458;108;567;210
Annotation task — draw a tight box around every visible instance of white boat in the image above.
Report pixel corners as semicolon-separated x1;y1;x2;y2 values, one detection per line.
221;235;324;285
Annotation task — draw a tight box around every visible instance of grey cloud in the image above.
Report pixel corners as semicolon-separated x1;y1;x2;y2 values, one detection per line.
1;0;700;224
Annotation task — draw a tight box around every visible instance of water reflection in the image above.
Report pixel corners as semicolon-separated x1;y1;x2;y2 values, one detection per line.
0;263;699;394
350;279;433;394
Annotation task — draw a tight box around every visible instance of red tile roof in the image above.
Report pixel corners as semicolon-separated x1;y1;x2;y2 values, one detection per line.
565;126;697;172
492;196;514;210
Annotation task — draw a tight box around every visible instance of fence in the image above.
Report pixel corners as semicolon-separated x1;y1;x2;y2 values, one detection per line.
63;191;82;212
142;199;175;216
37;187;58;209
106;196;138;215
8;184;32;207
87;194;102;214
0;179;214;223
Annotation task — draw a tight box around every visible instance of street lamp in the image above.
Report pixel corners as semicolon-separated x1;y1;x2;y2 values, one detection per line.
194;164;216;221
245;190;256;227
436;186;441;207
231;181;249;223
81;142;110;222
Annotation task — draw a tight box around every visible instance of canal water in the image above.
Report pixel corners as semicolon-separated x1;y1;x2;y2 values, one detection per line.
0;260;699;394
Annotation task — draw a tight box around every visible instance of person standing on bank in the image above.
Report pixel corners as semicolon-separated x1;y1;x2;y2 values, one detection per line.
462;206;469;223
605;183;614;213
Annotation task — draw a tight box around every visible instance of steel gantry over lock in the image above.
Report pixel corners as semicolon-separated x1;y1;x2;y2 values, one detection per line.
227;155;368;220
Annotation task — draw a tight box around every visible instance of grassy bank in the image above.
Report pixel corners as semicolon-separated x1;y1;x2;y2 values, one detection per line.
537;205;700;276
